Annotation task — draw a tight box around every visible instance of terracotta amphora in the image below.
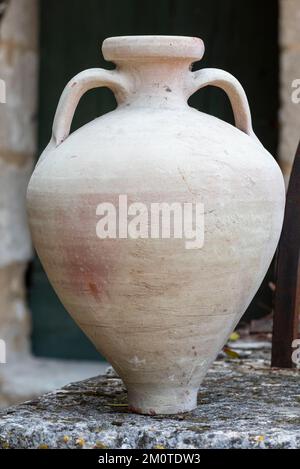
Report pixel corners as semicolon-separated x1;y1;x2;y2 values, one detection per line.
27;36;285;414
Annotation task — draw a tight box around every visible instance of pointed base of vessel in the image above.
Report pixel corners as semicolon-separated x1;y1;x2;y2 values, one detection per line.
127;384;198;415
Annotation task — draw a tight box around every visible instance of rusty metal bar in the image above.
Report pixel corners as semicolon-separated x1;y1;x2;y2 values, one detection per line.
271;141;300;367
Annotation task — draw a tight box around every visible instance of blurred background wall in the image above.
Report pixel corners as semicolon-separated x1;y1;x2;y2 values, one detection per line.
0;0;38;361
0;0;299;376
280;0;300;183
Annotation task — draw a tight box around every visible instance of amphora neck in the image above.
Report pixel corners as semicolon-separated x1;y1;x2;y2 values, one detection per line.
102;36;205;108
117;59;195;108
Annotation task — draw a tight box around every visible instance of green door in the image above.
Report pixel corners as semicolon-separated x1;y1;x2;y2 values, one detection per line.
29;0;278;359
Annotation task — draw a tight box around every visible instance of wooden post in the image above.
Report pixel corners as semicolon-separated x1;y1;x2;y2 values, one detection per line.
271;141;300;367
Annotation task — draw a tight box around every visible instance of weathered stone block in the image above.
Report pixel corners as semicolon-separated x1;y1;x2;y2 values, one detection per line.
280;0;300;181
280;0;300;49
0;0;38;361
279;49;300;181
0;350;299;449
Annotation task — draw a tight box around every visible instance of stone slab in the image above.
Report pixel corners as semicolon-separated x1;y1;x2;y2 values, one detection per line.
0;346;299;449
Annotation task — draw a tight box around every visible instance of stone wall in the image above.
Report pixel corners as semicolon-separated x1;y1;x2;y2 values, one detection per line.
0;0;38;360
280;0;300;182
